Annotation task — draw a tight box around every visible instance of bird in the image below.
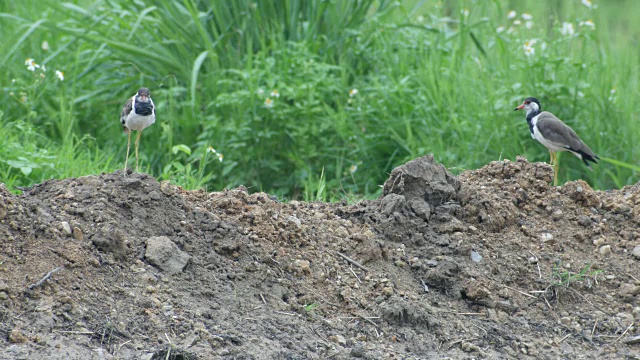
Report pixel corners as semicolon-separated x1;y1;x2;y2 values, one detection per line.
514;97;599;186
120;87;156;174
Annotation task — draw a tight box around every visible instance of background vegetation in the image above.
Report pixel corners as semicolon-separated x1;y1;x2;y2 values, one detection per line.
1;0;639;201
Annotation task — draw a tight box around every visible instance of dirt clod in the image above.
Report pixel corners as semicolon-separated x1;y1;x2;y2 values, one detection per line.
1;156;639;359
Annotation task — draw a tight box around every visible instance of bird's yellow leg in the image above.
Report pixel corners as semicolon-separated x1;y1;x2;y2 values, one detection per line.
135;130;143;173
553;152;559;186
124;131;132;176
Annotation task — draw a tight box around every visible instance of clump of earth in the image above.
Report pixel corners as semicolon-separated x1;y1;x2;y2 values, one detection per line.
1;155;639;359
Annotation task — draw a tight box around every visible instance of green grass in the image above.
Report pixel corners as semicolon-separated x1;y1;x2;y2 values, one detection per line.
1;0;639;200
551;262;602;289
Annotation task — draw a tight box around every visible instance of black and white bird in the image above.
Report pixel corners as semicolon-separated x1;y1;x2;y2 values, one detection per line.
514;97;599;185
120;87;156;174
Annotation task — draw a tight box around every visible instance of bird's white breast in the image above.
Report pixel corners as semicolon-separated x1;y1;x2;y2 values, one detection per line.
530;114;566;152
125;112;155;131
124;97;155;131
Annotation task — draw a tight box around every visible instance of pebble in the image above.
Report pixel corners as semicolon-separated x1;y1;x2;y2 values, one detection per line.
330;334;346;346
560;317;572;326
593;238;606;246
552;209;563;221
9;328;28;343
351;345;366;358
470;250;482;263
577;215;592;227
540;233;554;242
73;227;83;241
599;245;612;256
632;246;640;260
61;221;72;235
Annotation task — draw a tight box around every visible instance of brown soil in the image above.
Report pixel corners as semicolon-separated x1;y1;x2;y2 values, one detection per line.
1;155;639;359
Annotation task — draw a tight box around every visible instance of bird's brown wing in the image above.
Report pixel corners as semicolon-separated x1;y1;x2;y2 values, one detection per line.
536;112;597;158
120;96;133;133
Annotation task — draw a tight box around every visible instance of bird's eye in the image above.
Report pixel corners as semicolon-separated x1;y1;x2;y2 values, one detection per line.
525;101;530;104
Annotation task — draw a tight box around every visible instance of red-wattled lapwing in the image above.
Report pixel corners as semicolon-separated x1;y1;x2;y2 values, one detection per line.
514;97;599;186
120;88;156;174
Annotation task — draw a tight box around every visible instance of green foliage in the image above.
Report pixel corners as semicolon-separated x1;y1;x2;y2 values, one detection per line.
1;0;638;198
551;262;602;288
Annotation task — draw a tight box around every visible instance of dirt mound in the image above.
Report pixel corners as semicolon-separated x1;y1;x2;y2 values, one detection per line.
1;157;639;359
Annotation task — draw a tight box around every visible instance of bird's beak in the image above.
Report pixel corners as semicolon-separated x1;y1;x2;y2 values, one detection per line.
514;103;525;111
139;95;148;101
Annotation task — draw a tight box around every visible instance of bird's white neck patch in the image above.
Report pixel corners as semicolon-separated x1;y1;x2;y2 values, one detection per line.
525;102;540;117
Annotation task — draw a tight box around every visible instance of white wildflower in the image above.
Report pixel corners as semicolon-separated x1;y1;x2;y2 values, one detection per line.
581;0;593;8
55;70;64;81
41;41;49;51
496;26;505;33
560;22;575;36
522;13;533;21
523;40;537;57
525;21;534;29
25;58;39;71
579;20;595;30
507;10;517;19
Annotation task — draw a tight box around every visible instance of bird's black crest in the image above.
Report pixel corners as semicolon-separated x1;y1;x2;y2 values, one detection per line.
524;97;541;109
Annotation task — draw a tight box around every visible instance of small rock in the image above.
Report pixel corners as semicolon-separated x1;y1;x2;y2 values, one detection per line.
425;259;438;267
593;237;605;246
599;245;612;256
626;335;640;345
382;287;394;296
560;317;572;326
295;260;311;275
60;222;72;236
9;328;28;343
540;233;554;242
470;250;482;263
468;225;477;233
350;345;366;358
632;246;640;260
577;215;592;227
73;227;83;241
144;236;192;275
124;178;142;189
633;307;640;319
552;209;563;221
330;334;347;346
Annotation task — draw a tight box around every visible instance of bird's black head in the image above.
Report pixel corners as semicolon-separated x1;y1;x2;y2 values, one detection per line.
136;87;151;102
514;97;541;112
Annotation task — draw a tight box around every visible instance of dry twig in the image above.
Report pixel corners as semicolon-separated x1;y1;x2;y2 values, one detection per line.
503;285;537;299
27;267;63;290
334;252;369;272
612;322;633;344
